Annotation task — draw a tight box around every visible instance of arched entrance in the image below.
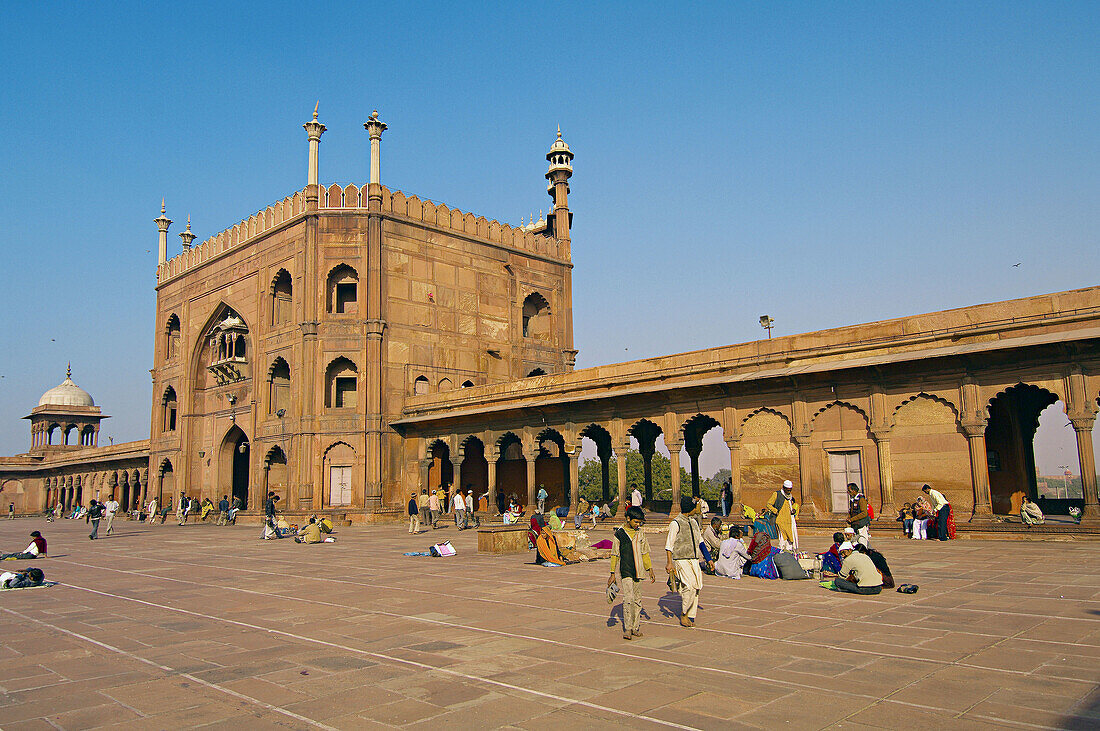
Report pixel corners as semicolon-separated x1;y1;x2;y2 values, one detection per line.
160;460;175;503
459;437;489;510
221;425;251;509
985;384;1059;515
264;446;288;503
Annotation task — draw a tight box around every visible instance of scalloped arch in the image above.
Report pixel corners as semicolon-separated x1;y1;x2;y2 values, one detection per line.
891;392;960;428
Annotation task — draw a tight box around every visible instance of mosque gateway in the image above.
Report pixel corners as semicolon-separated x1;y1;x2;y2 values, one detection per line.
2;109;1098;527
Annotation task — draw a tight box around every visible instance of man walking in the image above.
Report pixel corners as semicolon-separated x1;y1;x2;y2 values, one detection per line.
87;499;104;540
262;492;280;538
466;489;480;528
147;496;158;527
408;491;421;534
922;484;951;541
631;484;643;510
428;488;441;528
7;502;14;520
452;488;467;530
846;483;871;548
417;488;431;530
609;505;655;640
536;485;548;514
665;497;704;628
216;495;230;525
103;496;120;535
176;492;188;525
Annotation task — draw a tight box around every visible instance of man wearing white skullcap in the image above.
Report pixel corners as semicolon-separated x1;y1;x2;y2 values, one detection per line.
763;479;800;551
834;542;883;595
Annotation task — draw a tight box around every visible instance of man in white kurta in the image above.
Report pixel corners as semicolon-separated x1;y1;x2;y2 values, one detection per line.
665;497;704;627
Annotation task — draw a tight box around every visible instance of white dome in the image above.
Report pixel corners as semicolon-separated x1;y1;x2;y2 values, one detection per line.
38;369;95;408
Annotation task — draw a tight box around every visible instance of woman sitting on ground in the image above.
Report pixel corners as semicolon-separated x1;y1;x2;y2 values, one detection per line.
533;518;568;566
547;506;566;531
742;524;773;572
1021;497;1044;526
715;526;750;579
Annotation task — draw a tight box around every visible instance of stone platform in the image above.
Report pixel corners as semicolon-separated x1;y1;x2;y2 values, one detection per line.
1;518;1098;729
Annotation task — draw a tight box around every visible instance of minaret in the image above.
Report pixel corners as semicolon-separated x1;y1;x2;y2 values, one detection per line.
303;102;326;207
546;126;573;242
155;199;172;264
179;215;196;250
364;110;387;195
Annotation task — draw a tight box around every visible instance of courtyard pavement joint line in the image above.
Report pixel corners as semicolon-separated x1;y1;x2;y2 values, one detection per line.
46;580;703;731
49;561;1075;730
0;605;340;731
71;553;1098;682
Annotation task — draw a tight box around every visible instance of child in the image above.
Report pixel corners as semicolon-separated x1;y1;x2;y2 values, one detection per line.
1;567;45;589
608;506;655;641
896;503;914;537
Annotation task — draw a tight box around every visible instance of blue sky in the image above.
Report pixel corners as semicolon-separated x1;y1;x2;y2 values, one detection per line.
0;2;1097;473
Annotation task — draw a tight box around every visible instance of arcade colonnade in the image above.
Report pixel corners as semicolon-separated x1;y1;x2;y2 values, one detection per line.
407;367;1100;520
42;467;149;513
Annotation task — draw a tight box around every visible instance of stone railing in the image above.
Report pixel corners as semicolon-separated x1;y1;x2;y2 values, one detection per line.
320;183;561;260
157;189;308;283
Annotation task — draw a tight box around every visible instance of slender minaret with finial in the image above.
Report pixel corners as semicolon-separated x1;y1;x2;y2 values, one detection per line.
179;215;196;250
364;110;387;199
155;199;172;264
303;102;326;208
546;126;573;243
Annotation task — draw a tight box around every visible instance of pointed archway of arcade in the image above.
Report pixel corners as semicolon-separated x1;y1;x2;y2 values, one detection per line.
534;428;569;511
427;440;454;493
985;384;1059;515
496;433;527;509
579;424;613;505
459;437;489;512
628;419;664;507
221;425;251;510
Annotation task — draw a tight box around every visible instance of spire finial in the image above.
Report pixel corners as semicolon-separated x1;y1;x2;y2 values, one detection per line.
556;125;561;139
186;214;191;229
313;101;319;120
66;362;71;379
160;198;166;214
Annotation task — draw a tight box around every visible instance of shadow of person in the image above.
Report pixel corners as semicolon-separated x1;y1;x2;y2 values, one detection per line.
657;591;680;618
606;604;623;628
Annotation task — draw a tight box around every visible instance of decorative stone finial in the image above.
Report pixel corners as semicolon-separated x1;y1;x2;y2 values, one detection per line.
67;362;71;379
179;215;196;250
313;101;319;120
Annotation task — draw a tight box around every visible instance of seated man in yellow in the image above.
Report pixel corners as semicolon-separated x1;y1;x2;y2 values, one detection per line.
295;517;323;544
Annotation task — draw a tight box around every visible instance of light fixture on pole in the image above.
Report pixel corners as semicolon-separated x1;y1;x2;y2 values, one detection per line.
759;315;775;339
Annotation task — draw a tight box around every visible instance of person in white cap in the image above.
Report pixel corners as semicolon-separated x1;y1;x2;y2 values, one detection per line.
834;542;883;595
764;479;799;551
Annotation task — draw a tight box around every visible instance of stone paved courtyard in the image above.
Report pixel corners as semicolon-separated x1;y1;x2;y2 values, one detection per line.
0;518;1098;730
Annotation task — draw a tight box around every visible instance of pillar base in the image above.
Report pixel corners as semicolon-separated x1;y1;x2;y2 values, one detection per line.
1081;503;1100;519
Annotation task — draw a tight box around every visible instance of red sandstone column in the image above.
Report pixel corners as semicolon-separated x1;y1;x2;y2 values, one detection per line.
525;450;537;509
872;430;895;514
964;424;993;518
486;459;498;514
668;440;683;514
725;438;742;517
568;449;581;516
1071;417;1098;519
616;450;627;511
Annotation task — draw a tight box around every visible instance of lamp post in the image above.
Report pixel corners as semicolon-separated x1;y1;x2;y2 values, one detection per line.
1057;464;1071;499
759;315;774;339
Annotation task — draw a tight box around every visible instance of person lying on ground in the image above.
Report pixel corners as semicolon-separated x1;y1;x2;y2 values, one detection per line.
1;567;45;589
1;531;47;560
834;542;883;595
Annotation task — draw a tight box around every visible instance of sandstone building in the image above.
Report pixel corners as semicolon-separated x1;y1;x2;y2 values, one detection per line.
2;108;1098;525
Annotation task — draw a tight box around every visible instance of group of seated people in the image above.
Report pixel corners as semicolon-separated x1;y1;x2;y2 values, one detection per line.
573;498;615;528
819;529;894;593
262;515;334;541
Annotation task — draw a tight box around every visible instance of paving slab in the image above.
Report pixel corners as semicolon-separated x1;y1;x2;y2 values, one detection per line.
1;519;1098;729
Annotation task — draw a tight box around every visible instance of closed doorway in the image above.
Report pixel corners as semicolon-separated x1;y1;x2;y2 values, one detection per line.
828;451;862;512
329;466;352;506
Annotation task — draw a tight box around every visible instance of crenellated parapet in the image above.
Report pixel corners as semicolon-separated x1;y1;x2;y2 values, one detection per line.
320;184;563;261
156;189;308;284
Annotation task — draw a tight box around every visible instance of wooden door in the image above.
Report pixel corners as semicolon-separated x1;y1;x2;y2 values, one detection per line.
828;451;862;512
329;466;352;506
